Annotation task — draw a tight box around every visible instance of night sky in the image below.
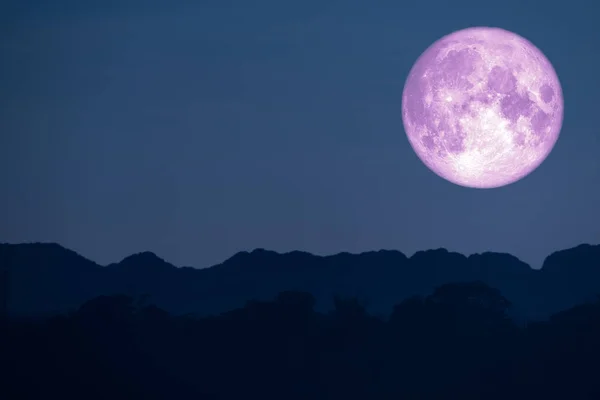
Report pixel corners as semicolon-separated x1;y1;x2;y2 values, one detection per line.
1;0;598;269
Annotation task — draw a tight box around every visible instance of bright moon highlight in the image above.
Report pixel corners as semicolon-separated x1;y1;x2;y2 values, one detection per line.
402;27;564;188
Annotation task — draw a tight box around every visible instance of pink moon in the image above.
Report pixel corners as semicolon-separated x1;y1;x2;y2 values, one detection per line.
402;27;564;188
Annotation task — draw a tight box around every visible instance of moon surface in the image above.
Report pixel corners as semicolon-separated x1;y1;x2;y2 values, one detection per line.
402;27;564;188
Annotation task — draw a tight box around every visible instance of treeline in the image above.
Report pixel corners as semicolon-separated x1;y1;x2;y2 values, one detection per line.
2;281;600;399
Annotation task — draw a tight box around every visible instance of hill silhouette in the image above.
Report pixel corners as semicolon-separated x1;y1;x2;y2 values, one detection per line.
2;242;600;320
2;243;600;399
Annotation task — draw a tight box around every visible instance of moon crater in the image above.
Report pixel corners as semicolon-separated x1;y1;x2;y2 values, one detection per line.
402;27;564;188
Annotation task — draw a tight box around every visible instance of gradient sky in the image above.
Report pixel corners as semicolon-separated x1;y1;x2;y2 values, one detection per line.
1;0;598;269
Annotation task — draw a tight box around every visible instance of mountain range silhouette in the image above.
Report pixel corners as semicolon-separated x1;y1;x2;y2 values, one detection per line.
1;242;599;320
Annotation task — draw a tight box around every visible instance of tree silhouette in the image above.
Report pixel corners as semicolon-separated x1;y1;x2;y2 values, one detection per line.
3;282;600;399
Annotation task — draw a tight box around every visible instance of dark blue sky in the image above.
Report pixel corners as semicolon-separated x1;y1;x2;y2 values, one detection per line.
1;0;598;268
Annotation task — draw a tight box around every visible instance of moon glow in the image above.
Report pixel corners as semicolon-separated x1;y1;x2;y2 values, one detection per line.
402;27;564;188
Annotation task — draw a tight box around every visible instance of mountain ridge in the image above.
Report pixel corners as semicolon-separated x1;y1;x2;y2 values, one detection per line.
6;241;596;271
1;242;599;319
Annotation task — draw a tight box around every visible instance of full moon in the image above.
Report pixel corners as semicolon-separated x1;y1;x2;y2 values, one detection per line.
402;27;564;188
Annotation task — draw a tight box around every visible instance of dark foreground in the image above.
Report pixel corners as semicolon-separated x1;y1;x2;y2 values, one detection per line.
2;282;600;400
